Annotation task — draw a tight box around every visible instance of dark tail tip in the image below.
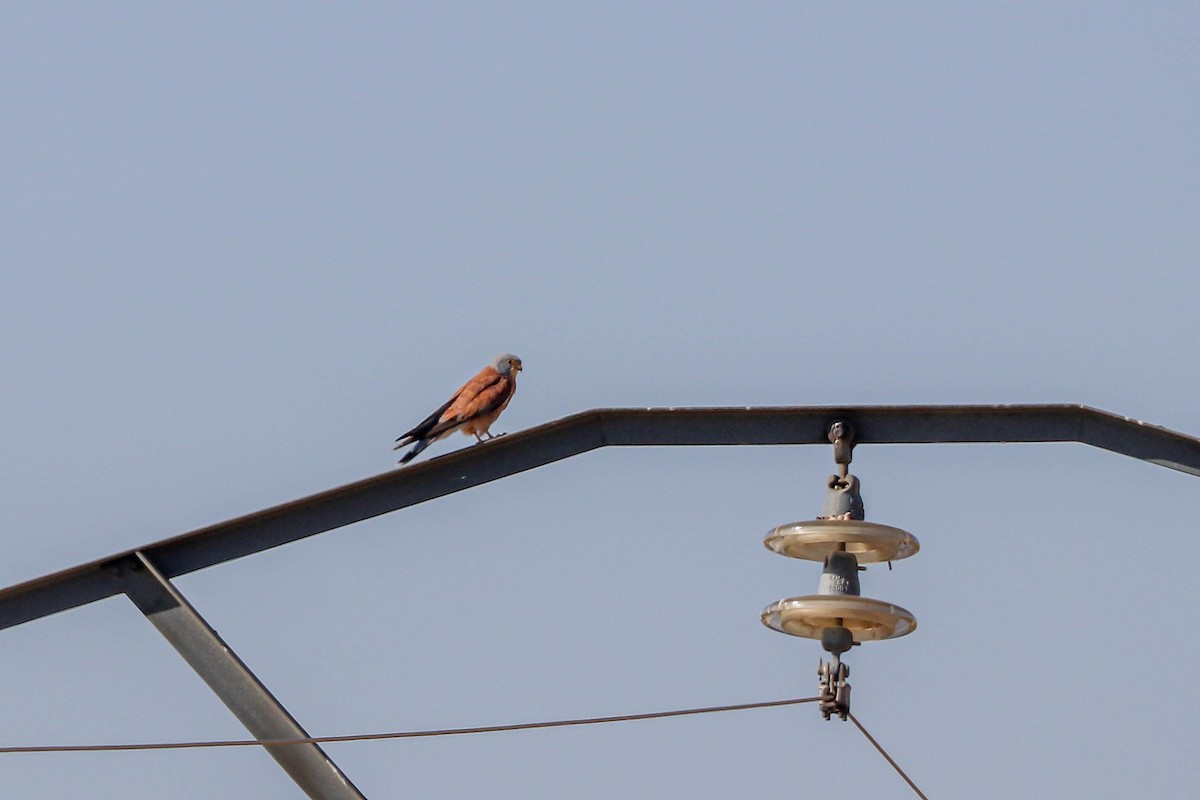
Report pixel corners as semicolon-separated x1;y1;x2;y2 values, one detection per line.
398;438;431;465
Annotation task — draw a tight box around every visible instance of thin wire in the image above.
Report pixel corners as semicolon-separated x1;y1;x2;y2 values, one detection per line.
847;711;929;800
0;696;819;755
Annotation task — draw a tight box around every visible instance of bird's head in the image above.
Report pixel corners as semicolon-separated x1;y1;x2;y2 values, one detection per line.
493;353;523;376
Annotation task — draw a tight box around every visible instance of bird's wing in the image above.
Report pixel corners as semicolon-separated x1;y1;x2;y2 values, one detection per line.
423;367;514;437
394;397;456;447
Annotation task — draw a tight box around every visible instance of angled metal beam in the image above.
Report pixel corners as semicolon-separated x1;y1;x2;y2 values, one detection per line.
2;404;1199;633
115;551;366;800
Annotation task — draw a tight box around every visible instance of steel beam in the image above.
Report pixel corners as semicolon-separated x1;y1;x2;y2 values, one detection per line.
115;550;366;800
2;404;1199;633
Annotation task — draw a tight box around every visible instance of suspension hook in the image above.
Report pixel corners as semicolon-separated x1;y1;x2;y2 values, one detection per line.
828;420;855;479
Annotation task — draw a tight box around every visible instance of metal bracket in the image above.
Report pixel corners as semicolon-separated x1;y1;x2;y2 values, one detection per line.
113;551;367;800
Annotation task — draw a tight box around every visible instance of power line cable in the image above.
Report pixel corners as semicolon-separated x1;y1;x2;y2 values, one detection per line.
847;711;929;800
0;696;819;754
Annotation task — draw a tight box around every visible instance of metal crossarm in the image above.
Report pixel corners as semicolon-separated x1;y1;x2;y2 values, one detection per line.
2;405;1198;634
3;403;1199;799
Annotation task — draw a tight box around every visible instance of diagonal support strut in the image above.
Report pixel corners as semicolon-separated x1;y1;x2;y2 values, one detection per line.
114;550;366;800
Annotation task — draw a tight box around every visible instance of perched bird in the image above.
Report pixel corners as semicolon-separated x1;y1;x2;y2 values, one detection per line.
394;353;523;465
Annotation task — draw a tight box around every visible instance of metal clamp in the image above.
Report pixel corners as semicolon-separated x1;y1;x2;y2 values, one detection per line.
818;656;851;721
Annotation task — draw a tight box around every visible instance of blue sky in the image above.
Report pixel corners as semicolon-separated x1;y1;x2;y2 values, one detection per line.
2;4;1198;798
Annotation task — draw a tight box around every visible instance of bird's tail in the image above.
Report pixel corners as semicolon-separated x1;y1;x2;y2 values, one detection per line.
398;437;433;465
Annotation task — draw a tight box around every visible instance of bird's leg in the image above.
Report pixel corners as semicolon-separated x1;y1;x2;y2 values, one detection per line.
473;432;485;443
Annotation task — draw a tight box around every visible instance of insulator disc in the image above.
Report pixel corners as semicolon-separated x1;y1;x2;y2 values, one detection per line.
764;519;919;563
760;595;916;641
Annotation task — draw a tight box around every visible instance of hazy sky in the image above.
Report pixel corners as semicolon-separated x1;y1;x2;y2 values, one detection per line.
2;4;1198;798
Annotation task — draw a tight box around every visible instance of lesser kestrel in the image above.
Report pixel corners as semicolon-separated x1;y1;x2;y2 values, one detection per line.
394;353;523;465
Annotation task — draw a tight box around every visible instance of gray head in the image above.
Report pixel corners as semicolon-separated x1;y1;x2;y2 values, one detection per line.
491;353;523;376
